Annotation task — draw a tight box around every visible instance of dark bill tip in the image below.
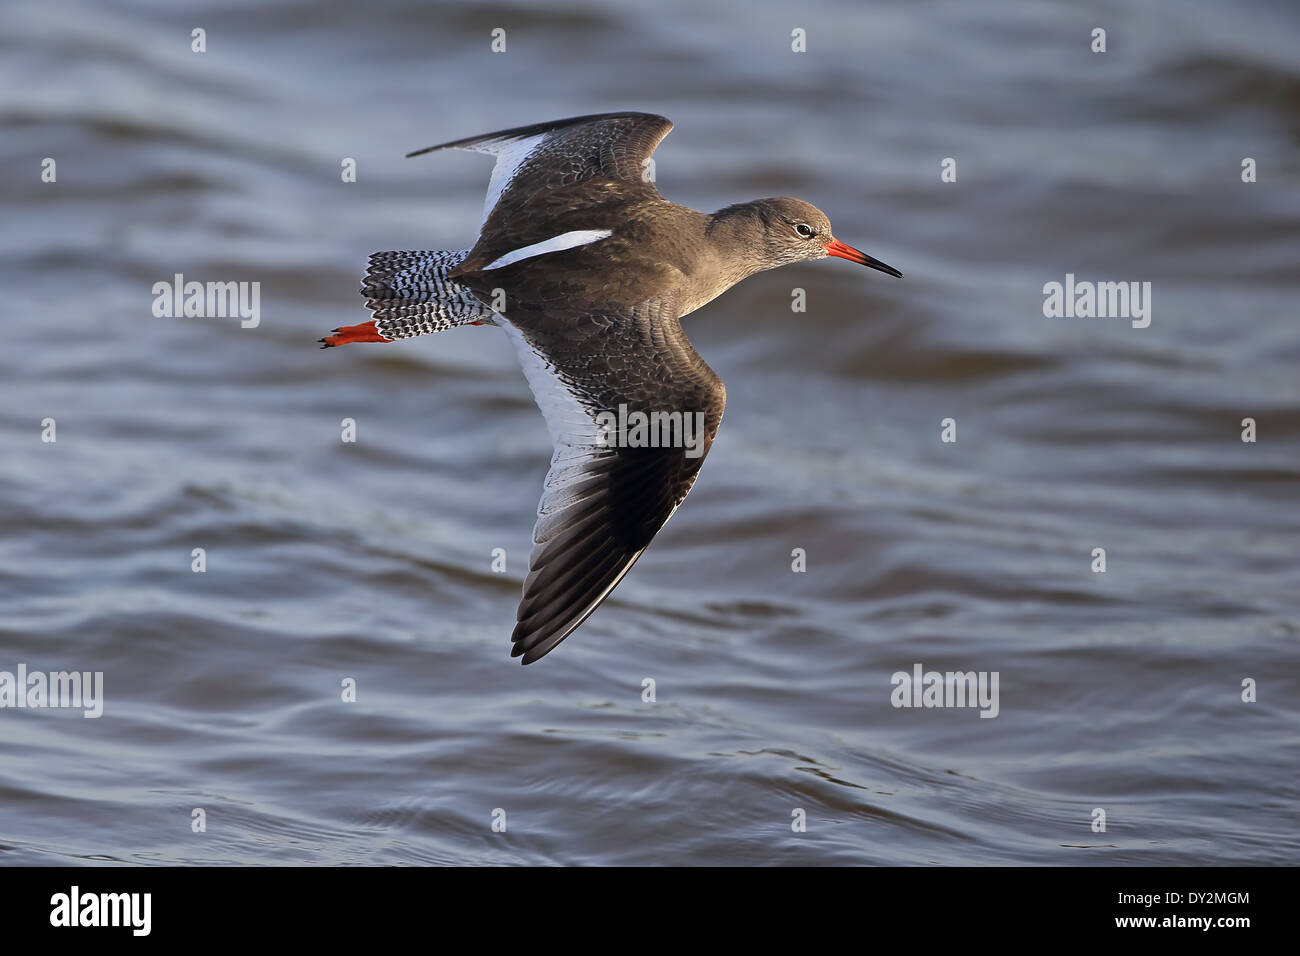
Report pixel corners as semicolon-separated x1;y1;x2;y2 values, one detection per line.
824;238;903;278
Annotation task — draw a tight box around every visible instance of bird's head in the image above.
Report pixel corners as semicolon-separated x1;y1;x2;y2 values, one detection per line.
742;197;902;278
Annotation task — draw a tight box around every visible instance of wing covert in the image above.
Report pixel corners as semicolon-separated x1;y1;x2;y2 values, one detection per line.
406;112;673;234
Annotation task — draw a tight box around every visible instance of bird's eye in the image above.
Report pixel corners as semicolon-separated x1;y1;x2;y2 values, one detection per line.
794;223;815;239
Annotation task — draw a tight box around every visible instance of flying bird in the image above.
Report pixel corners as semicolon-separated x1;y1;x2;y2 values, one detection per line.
322;112;901;663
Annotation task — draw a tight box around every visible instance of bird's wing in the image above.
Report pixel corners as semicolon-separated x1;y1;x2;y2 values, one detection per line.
495;297;725;664
406;112;673;234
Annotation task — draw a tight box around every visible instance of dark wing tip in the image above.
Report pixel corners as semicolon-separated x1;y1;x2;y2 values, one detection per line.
405;111;672;160
507;535;650;665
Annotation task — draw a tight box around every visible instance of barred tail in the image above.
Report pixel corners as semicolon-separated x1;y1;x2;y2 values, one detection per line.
360;249;495;340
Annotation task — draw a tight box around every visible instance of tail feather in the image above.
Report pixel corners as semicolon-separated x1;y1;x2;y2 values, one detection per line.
343;249;494;343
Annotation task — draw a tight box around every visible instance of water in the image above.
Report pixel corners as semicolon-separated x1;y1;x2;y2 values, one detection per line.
1;0;1297;865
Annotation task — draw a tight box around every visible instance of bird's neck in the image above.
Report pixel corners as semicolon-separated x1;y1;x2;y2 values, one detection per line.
692;203;771;299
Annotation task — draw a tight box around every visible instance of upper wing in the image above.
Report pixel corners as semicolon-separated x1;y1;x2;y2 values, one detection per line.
497;297;725;664
406;112;673;235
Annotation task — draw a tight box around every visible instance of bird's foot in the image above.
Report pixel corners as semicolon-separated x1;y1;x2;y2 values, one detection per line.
319;321;394;348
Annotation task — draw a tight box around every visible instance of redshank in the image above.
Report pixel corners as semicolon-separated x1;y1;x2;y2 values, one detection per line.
322;112;902;663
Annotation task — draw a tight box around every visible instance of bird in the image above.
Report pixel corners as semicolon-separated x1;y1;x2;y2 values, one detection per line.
321;112;902;664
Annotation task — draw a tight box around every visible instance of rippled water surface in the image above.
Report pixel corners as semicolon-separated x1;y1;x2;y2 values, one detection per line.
1;0;1298;865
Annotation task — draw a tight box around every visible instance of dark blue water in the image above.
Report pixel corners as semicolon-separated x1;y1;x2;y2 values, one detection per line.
1;0;1297;865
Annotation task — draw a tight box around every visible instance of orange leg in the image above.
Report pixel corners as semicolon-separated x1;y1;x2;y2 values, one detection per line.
319;321;394;348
